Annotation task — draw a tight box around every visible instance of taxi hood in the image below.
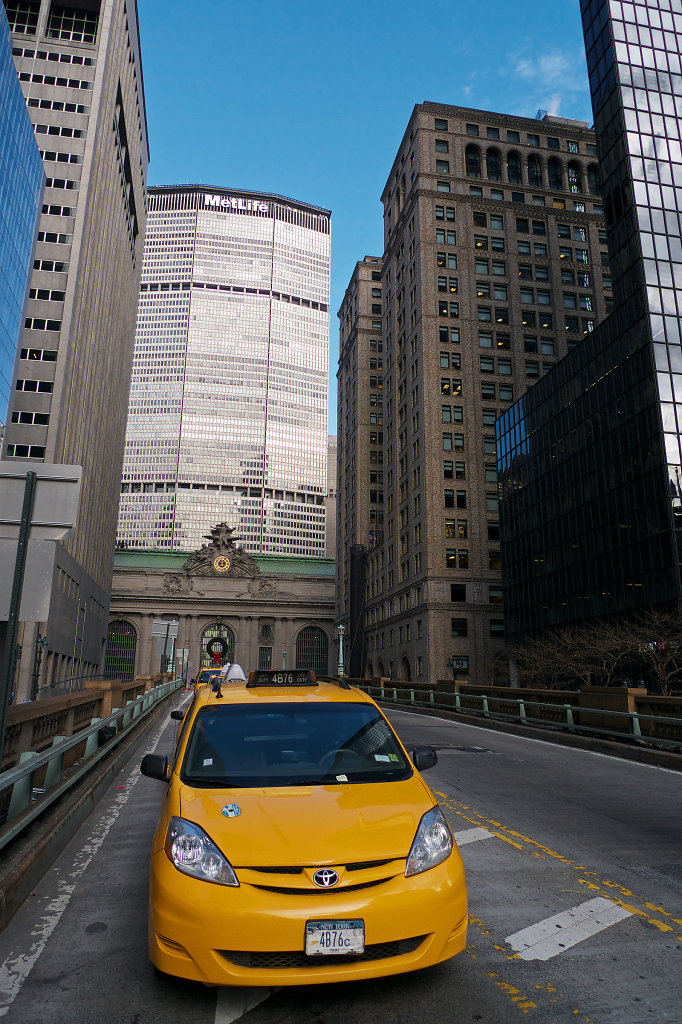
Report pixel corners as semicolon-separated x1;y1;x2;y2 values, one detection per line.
179;776;434;866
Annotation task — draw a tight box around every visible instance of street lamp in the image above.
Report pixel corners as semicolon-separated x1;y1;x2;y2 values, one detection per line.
337;624;345;677
31;633;48;700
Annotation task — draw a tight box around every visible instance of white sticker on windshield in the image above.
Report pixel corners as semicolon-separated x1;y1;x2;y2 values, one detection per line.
374;754;390;762
336;774;348;782
203;758;213;766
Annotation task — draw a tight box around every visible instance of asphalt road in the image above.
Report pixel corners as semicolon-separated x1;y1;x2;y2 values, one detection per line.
0;701;680;1024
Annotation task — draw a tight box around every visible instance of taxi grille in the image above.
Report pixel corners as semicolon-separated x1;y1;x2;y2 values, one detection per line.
251;877;388;895
219;935;426;969
247;859;397;874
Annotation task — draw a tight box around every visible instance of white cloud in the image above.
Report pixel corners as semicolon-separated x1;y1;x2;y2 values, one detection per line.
505;47;591;120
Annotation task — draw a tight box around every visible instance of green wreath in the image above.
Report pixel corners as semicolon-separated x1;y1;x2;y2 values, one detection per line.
206;636;228;657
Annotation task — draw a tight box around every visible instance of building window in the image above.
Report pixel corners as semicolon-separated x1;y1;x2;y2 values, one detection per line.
507;151;522;184
466;123;479;136
450;584;466;602
436;139;449;152
451;618;468;638
47;4;100;43
103;621;137;681
5;1;40;34
490;620;505;637
466;145;482;177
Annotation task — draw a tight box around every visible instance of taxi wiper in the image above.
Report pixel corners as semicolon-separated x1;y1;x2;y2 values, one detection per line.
182;774;232;787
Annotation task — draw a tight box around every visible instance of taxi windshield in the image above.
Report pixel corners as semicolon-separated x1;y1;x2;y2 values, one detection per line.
181;703;412;787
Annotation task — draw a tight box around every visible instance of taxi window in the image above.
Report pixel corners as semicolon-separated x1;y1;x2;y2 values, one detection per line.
181;703;412;788
172;696;197;767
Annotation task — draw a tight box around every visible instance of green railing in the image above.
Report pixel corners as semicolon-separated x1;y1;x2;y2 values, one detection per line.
361;684;682;753
0;677;183;851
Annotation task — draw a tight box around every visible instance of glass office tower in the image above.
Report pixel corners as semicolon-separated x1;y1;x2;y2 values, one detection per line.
0;2;43;425
497;0;682;639
117;185;331;557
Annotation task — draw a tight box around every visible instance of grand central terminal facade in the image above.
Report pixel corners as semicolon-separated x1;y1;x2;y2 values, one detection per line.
106;525;336;682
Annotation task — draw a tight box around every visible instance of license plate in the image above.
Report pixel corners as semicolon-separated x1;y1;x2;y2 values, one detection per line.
305;919;365;956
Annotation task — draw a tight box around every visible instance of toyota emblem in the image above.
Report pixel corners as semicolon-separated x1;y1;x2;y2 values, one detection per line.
313;868;339;887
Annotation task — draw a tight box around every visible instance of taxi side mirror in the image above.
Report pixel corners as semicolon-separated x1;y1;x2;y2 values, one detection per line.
140;754;169;781
412;747;438;771
170;710;185;721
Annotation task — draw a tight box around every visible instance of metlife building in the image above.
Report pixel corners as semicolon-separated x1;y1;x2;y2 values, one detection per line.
117;185;331;557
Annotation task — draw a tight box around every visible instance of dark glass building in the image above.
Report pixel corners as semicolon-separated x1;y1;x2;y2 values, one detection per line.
497;0;682;640
0;2;43;426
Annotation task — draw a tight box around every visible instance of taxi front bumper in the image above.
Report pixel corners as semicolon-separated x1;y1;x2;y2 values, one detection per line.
149;849;467;986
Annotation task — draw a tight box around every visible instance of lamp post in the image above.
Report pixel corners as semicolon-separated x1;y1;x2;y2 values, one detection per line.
31;633;48;700
337;624;345;677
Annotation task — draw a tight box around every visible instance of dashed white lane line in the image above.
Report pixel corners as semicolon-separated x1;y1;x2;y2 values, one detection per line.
453;826;494;846
0;711;175;1017
215;987;273;1024
505;896;633;961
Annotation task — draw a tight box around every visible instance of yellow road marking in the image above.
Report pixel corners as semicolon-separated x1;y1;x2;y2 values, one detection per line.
467;915;596;1021
438;792;682;941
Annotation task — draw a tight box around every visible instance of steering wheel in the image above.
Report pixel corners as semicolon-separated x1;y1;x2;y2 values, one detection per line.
320;747;368;771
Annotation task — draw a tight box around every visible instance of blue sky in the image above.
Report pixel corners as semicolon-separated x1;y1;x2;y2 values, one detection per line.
137;0;594;433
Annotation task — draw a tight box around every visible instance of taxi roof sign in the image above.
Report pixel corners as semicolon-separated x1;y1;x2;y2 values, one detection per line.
247;669;317;688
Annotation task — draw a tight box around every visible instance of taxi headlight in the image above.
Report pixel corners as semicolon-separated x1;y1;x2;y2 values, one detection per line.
405;806;453;877
164;816;239;886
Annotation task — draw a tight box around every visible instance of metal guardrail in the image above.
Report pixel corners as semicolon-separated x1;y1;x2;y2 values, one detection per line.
0;677;183;852
365;685;682;753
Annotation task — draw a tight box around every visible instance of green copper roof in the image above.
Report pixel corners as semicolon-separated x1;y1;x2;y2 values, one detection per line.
113;549;335;577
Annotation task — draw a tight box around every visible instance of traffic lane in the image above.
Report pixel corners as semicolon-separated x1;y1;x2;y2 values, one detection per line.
0;704;217;1024
386;709;682;889
453;820;681;1024
386;710;682;1023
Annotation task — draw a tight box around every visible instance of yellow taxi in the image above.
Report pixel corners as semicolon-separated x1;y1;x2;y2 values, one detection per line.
193;666;222;691
140;669;467;986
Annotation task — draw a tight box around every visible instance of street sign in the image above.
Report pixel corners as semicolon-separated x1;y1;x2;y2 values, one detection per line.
152;619;178;638
0;463;81;622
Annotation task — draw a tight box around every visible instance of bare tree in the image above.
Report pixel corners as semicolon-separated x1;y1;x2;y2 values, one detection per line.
626;608;682;696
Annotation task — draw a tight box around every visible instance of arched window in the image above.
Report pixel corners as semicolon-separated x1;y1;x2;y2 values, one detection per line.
400;657;411;681
296;626;328;675
365;661;373;680
104;620;137;681
465;144;481;178
567;161;583;194
486;147;502;181
548;157;563;190
587;163;601;195
200;622;235;667
527;154;543;188
377;660;385;678
507;150;522;184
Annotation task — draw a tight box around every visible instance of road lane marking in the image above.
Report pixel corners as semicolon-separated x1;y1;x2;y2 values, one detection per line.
215;987;272;1023
453;826;494;846
505;897;632;960
0;709;178;1017
437;793;682;940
